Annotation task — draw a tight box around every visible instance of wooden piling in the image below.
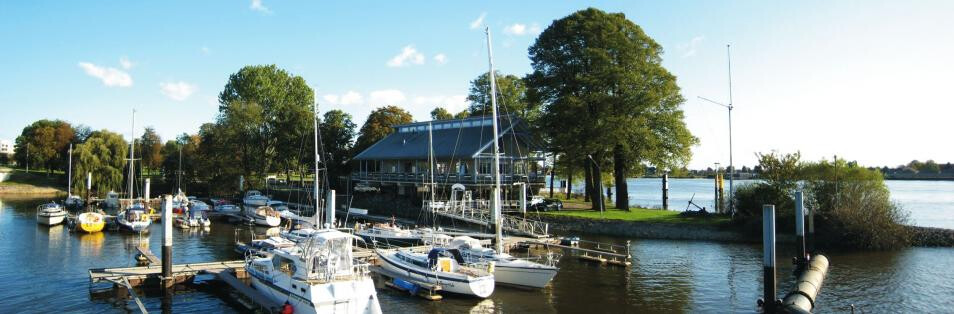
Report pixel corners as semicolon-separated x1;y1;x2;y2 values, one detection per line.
162;195;173;288
662;173;669;210
762;204;777;311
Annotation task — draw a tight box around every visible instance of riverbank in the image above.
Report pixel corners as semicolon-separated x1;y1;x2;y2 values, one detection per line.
536;209;757;243
0;169;65;195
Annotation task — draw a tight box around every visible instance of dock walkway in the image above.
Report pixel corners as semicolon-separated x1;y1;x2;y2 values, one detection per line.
89;260;246;286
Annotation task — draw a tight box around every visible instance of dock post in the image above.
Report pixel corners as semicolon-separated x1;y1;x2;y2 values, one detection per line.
145;178;150;204
325;189;336;228
519;183;527;215
761;204;777;311
86;172;92;203
162;195;173;288
795;191;808;265
807;202;815;253
662;173;669;210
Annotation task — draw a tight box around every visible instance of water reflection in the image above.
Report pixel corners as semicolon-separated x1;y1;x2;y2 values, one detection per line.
77;232;105;256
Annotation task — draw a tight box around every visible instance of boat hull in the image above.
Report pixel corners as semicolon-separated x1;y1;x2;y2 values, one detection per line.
77;213;105;233
251;215;281;227
357;234;422;247
248;268;382;314
493;264;558;288
37;213;67;226
378;252;495;298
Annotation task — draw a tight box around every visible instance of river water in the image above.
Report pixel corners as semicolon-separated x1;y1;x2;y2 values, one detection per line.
2;179;953;313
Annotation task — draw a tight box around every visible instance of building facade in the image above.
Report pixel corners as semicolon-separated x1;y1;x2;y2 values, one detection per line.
0;139;13;155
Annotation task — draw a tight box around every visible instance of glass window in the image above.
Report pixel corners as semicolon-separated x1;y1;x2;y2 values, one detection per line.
461;121;472;127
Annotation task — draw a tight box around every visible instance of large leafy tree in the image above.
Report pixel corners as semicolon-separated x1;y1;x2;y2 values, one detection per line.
353;106;413;155
466;71;539;122
430;107;453;120
318;110;357;188
14;119;74;174
72;130;127;197
217;65;314;189
140;126;163;173
528;8;697;210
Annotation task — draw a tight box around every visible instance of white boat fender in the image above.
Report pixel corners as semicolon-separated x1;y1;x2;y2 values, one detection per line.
488;261;495;273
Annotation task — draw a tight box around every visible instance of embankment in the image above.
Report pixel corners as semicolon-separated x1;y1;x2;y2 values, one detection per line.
909;226;954;247
535;214;762;243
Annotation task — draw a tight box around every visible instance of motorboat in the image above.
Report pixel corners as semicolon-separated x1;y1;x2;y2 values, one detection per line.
245;229;382;313
188;200;212;228
246;205;281;227
447;236;559;289
117;203;151;233
75;211;105;233
65;195;84;210
355;223;423;247
376;247;495;298
104;191;120;209
214;203;241;215
235;236;297;256
36;202;67;226
172;190;190;215
174;214;192;229
266;200;290;212
243;190;269;207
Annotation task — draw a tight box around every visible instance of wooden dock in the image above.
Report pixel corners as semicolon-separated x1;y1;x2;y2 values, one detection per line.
89;260;246;287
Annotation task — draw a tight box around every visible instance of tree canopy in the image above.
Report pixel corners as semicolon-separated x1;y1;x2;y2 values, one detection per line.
430;107;453;120
353;106;414;155
319;110;357;188
466;71;538;122
140;126;163;172
14;119;74;174
72;130;127;197
528;8;697;209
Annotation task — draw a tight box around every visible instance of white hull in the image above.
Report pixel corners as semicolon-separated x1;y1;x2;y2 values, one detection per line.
120;221;150;233
493;264;558;288
253;215;281;227
249;274;381;314
38;213;66;226
378;252;494;298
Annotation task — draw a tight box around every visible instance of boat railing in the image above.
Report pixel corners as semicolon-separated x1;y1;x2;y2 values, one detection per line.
307;261;372;284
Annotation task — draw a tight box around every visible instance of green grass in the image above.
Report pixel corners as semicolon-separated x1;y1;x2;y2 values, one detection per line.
0;170;63;188
540;207;730;225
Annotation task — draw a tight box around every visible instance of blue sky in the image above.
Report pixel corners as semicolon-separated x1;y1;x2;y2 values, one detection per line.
2;1;953;169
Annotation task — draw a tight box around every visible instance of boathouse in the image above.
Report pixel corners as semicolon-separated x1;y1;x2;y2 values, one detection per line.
350;115;546;207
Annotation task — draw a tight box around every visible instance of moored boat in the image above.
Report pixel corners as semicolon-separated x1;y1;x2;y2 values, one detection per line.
447;236;559;289
376;247;495;298
243;190;269;207
37;202;67;226
246;205;281;227
356;223;423;247
118;203;151;233
75;211;106;233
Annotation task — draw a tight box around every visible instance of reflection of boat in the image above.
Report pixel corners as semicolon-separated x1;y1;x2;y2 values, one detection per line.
376;247;495;298
118;203;151;233
243;190;269;207
246;229;382;313
447;236;559;289
37;202;67;225
356;223;423;247
246;205;281;227
76;211;106;233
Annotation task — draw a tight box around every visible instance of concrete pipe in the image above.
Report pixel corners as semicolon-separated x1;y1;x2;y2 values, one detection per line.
782;254;830;313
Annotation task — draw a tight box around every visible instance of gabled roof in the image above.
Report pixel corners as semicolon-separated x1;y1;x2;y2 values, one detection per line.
353;115;538;160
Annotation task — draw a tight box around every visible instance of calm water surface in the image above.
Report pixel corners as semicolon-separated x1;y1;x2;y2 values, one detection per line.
2;193;953;313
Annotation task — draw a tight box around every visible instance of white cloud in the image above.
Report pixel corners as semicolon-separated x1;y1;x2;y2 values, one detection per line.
339;91;363;105
200;46;211;55
369;89;407;104
470;12;487;29
77;62;133;87
503;23;541;36
159;81;197;101
322;94;340;105
433;53;447;65
250;0;271;14
386;45;425;67
119;56;134;70
677;36;705;58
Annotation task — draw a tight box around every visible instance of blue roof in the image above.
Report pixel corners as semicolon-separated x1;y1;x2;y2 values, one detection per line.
353;115;538;160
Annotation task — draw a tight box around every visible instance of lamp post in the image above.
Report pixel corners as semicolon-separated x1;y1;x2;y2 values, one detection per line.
587;154;603;216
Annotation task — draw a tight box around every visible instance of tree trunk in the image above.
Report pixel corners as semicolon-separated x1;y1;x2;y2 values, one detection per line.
548;164;555;198
614;145;629;211
592;158;604;212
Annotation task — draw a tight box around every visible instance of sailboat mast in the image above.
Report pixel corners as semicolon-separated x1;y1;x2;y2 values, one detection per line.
428;122;435;206
67;143;72;196
485;27;504;254
129;109;136;201
313;104;321;227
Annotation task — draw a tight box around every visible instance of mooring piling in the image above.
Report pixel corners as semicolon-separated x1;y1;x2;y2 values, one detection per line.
761;204;778;311
807;202;815;253
782;254;830;313
325;189;336;228
795;191;808;265
662;173;669;210
162;195;173;288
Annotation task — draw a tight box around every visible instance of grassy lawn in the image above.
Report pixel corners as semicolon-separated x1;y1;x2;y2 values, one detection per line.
0;169;63;188
541;208;730;225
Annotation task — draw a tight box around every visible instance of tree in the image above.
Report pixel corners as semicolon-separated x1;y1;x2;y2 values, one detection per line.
430;107;453;120
453;110;471;119
466;71;539;122
319;110;357;188
140;127;163;173
919;160;940;174
72;130;127;197
217;65;314;189
353;106;413;155
528;8;697;210
14;119;74;174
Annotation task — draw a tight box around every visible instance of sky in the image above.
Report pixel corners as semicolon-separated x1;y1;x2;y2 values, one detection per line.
1;0;953;169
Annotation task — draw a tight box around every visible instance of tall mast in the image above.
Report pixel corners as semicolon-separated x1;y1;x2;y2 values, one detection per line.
67;143;72;196
129;109;136;201
486;27;503;254
313;103;321;227
428;122;435;207
726;44;735;215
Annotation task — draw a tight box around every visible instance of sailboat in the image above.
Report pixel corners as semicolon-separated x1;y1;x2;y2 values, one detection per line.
64;144;84;210
117;110;151;233
245;104;381;314
71;172;105;233
435;27;560;289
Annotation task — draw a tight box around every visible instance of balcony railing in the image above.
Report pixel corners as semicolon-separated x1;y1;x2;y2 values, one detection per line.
350;172;545;185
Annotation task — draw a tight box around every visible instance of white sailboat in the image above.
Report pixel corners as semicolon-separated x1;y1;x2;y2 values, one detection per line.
247;205;281;227
447;236;558;289
37;202;67;225
243;190;270;207
355;222;424;247
245;104;381;314
375;247;495;298
64;144;84;210
117;109;151;233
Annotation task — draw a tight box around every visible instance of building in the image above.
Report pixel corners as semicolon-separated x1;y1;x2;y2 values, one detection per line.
0;139;13;155
350;115;546;203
